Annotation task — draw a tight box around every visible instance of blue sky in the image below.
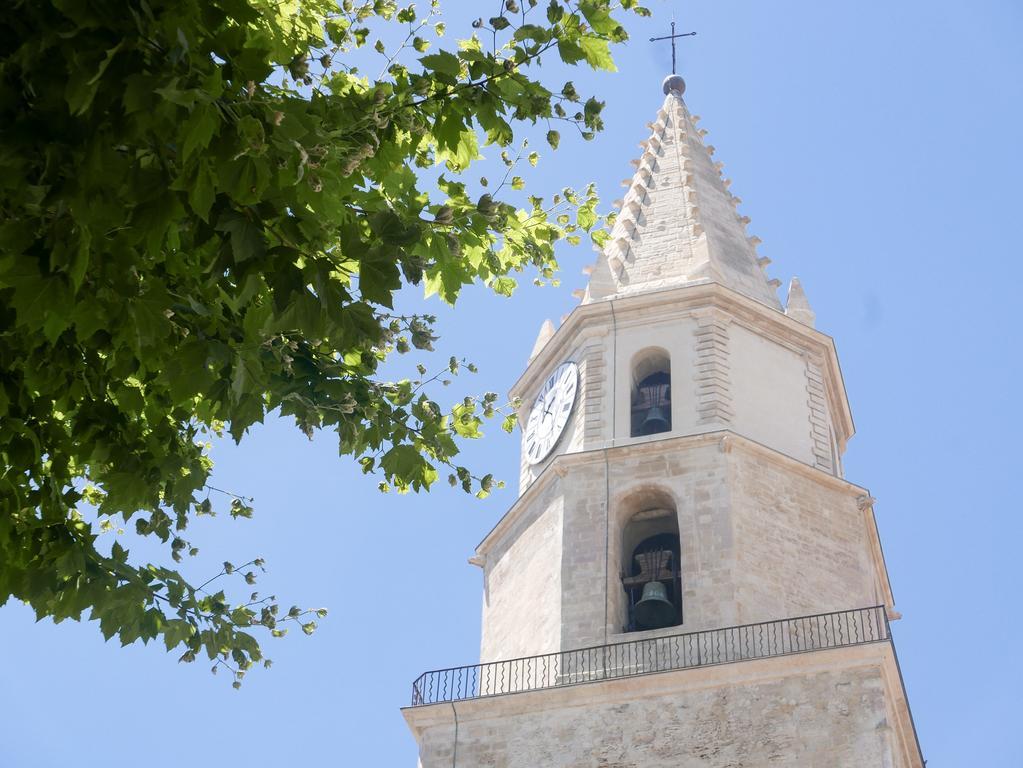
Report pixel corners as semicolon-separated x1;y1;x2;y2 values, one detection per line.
2;1;1021;765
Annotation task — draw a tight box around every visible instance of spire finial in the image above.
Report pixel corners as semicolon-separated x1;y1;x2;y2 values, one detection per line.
662;74;687;96
650;20;697;76
785;277;816;327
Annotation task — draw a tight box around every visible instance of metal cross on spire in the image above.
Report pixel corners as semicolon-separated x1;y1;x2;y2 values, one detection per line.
649;21;697;75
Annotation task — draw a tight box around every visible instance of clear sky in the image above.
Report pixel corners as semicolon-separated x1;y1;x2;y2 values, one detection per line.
2;1;1021;766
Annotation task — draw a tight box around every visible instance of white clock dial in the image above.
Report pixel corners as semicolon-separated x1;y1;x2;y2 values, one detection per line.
524;361;578;465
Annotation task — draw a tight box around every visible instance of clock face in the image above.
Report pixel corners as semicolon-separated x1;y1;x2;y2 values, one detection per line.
524;361;579;465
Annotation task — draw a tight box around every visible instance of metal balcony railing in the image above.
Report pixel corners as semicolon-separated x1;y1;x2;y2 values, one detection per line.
410;605;889;707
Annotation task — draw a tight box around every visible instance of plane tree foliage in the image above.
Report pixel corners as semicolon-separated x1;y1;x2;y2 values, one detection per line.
0;0;645;683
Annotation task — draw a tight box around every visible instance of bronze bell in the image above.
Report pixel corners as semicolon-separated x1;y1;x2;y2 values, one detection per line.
634;580;675;629
633;372;671;436
639;406;670;435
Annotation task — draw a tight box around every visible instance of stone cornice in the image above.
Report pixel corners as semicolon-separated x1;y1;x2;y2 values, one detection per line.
508;282;855;445
475;429;871;559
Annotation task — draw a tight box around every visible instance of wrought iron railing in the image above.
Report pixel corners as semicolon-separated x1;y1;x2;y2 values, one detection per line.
410;605;889;706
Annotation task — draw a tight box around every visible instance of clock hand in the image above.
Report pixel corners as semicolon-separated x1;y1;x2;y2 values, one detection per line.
539;393;553;417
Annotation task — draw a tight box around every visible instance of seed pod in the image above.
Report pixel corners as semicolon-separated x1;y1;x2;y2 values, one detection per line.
445;233;462;257
476;193;495;215
434;205;454;225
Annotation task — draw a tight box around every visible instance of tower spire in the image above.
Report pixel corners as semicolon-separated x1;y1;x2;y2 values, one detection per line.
582;80;782;309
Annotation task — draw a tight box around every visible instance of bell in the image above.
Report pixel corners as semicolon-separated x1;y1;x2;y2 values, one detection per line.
633;580;675;629
638;406;670;436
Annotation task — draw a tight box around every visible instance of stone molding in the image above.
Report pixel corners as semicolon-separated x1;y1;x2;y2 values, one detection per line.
579;343;606;446
804;354;835;473
693;311;734;426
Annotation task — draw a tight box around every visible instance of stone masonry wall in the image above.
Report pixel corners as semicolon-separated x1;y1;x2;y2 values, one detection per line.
728;322;814;465
485;436;885;661
559;441;739;652
414;663;904;768
728;448;879;624
480;484;564;663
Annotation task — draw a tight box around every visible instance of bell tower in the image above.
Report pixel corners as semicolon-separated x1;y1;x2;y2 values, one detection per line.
403;74;924;768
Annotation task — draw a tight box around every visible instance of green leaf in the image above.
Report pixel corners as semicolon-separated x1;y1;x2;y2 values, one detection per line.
420;51;461;78
125;287;173;354
380;445;438;492
87;40;125;86
452;403;482;438
189;160;217;221
66;41;124;115
492;276;516;296
215;210;266;263
182;104;219;161
2;261;72;339
236;115;265;152
358;248;402;307
155;81;196;108
220;156;271;204
579;37;616;71
514;25;551;44
577;202;596;230
163;619;194;651
557;39;586;65
579;1;619;35
370;210;421;247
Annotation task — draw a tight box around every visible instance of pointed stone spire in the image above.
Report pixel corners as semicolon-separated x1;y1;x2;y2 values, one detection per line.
581;76;782;310
784;277;816;327
529;319;556;361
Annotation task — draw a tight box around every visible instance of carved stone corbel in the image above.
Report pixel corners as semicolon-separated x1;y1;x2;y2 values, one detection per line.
856;495;877;511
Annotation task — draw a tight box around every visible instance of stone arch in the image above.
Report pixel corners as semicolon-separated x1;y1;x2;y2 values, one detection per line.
630;347;672;437
609;485;683;634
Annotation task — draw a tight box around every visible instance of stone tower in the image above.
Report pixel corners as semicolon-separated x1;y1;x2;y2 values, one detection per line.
403;75;924;767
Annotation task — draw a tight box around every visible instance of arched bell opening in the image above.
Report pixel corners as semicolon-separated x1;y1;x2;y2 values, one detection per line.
620;507;682;633
630;348;671;437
